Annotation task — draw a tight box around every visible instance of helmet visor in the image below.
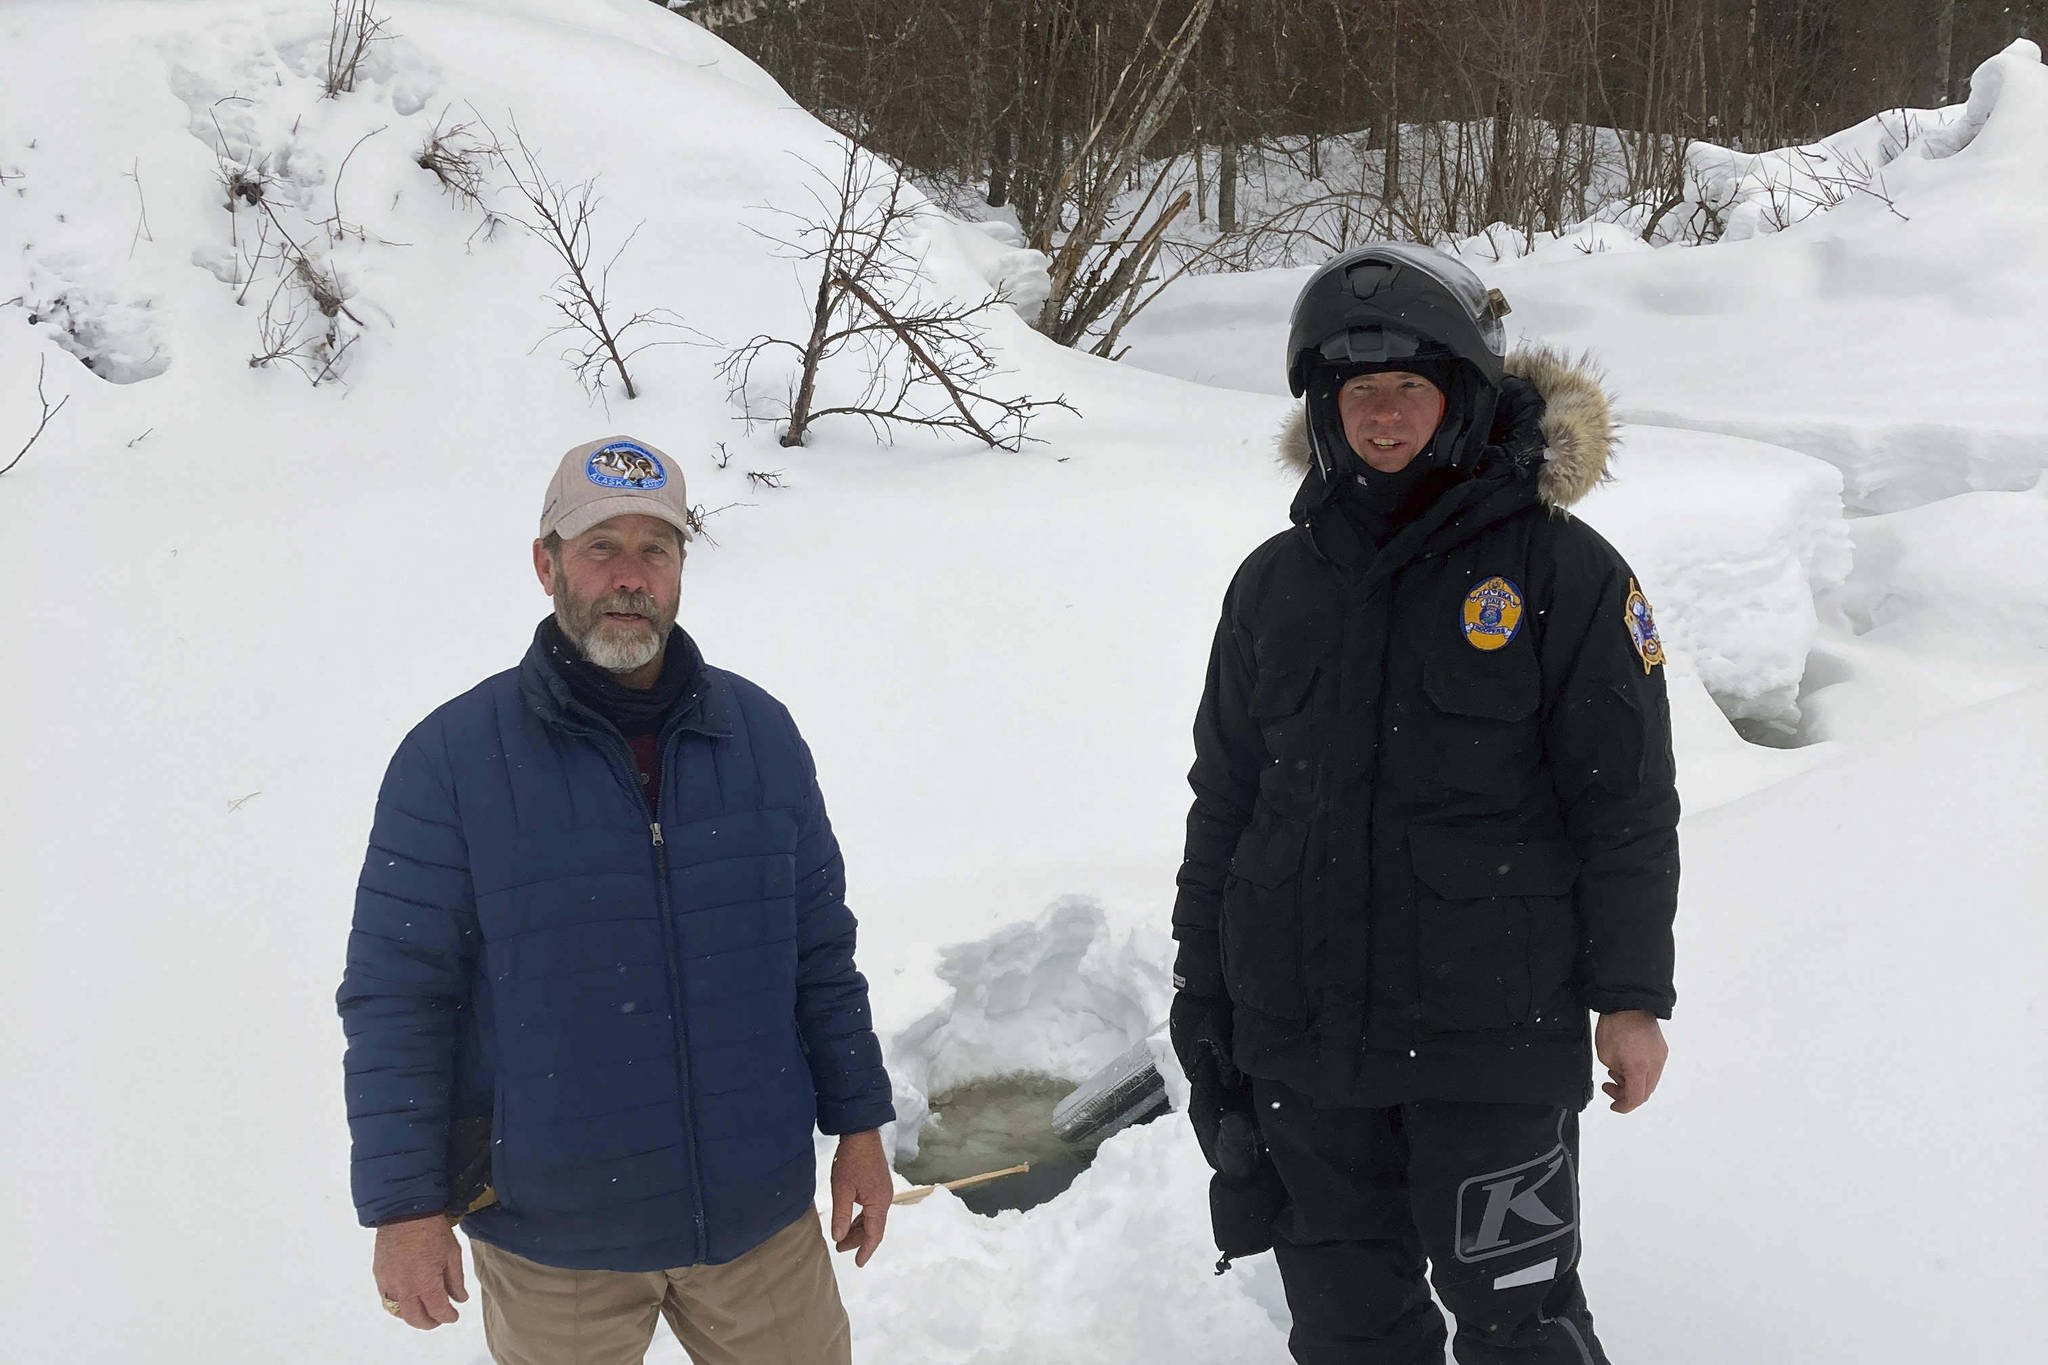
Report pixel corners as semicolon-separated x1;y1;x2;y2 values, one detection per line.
1315;325;1437;368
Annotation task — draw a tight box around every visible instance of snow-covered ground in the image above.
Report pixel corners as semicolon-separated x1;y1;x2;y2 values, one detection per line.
2;4;2043;1363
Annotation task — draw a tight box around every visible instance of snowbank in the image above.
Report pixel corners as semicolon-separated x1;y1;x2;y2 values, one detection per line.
1796;477;2048;743
1579;425;1851;727
1835;476;2048;643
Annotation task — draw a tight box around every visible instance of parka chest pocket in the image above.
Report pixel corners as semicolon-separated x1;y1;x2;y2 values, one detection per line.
1421;654;1541;793
1249;664;1318;762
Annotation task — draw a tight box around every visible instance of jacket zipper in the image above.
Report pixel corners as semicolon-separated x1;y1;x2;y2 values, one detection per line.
590;724;711;1260
647;815;710;1257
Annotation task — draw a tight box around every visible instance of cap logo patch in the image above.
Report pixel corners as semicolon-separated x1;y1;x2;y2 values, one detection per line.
1625;579;1666;673
586;440;667;490
1462;576;1524;652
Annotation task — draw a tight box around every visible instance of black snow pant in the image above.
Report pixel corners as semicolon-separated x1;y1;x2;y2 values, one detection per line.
1254;1078;1608;1365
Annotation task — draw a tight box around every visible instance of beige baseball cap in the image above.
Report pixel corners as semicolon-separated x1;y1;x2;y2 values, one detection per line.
539;436;693;542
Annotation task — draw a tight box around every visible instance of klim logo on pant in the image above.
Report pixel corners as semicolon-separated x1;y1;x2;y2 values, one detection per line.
1453;1142;1578;1264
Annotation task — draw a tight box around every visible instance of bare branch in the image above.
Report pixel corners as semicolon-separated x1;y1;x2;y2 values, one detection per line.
125;158;153;258
2;356;70;477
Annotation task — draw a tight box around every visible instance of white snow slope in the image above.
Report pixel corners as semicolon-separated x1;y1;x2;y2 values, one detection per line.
2;5;2042;1364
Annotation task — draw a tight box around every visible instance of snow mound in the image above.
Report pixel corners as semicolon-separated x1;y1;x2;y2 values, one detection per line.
833;1118;1287;1365
1836;476;2048;642
1583;425;1851;727
1795;477;2048;743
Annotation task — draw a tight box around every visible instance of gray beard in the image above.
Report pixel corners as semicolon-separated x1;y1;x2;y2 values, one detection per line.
565;609;664;673
551;567;672;675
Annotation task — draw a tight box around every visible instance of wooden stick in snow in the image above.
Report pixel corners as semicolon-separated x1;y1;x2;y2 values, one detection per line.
891;1163;1031;1206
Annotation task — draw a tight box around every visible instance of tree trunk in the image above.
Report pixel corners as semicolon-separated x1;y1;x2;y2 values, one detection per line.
989;124;1011;208
1740;0;1759;148
1485;78;1512;226
1380;0;1401;215
1218;136;1237;232
1217;9;1237;233
1931;0;1957;106
971;1;992;184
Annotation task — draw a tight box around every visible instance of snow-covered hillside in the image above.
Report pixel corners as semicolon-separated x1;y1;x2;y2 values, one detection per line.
3;4;2042;1364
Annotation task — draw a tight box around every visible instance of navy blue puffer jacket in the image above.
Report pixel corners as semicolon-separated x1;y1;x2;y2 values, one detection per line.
338;632;894;1271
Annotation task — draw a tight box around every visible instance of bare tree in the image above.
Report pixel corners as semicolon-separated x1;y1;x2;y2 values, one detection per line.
2;355;69;476
718;139;1075;449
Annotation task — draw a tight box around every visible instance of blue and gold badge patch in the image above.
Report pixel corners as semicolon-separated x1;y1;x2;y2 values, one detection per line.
1625;578;1666;673
586;440;667;490
1462;576;1524;652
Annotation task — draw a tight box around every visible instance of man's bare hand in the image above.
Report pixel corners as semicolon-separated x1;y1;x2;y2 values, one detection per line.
829;1129;893;1268
1595;1010;1668;1113
373;1213;467;1329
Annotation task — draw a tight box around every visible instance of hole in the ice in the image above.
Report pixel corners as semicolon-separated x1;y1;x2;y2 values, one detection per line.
895;1068;1168;1215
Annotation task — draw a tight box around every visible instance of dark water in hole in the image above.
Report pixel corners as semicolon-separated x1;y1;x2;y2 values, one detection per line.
896;1072;1160;1215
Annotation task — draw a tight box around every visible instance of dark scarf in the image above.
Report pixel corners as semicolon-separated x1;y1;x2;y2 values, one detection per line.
536;615;701;737
1338;459;1467;550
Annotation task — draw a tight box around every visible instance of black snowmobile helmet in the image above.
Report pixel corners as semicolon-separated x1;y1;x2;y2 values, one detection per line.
1285;243;1513;480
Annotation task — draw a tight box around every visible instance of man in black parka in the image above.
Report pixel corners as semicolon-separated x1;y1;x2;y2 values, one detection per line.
1170;244;1679;1365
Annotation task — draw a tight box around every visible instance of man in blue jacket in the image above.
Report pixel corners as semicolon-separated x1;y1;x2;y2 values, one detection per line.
339;435;896;1365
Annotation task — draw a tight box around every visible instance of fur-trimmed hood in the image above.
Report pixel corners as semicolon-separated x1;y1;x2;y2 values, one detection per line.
1277;343;1618;511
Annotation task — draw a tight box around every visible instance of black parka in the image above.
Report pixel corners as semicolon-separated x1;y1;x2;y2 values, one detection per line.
1172;347;1680;1110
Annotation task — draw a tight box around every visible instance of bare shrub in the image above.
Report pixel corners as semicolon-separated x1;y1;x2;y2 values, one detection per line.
417;109;496;207
248;264;355;386
324;0;390;99
486;116;706;402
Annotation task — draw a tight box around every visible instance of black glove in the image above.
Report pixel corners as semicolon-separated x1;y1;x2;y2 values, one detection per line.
1489;373;1548;470
1170;990;1253;1176
1171;991;1287;1268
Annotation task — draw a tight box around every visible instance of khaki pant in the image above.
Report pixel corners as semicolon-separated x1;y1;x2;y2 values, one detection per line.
469;1211;852;1365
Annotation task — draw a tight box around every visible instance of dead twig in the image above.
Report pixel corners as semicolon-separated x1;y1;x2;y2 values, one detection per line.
684;500;747;547
125;158;153;257
315;125;387;241
2;355;70;477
